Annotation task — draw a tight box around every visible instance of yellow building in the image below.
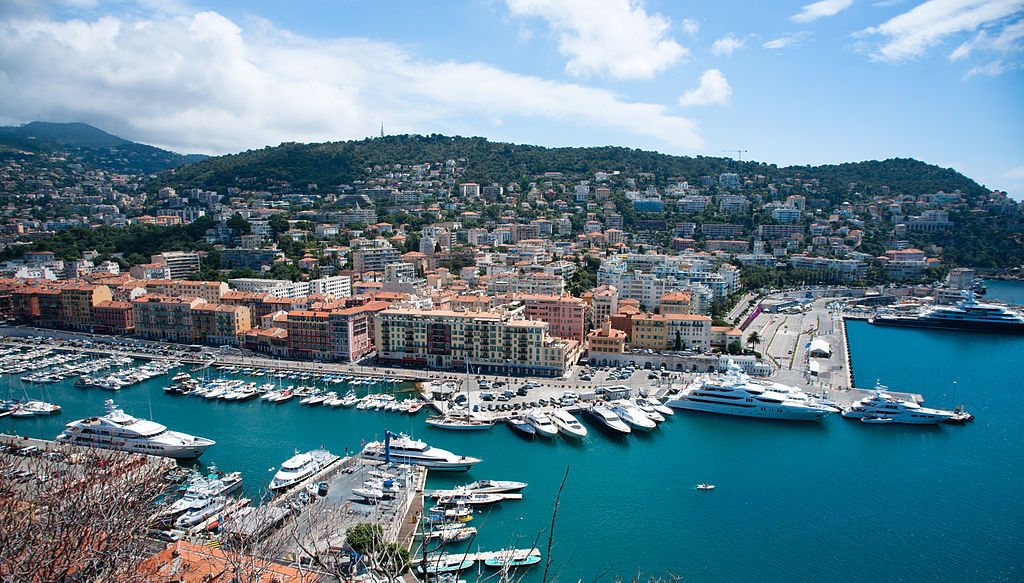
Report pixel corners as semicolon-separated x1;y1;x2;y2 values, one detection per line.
631;313;712;352
659;291;694;314
587;323;626;357
375;307;581;377
59;283;112;331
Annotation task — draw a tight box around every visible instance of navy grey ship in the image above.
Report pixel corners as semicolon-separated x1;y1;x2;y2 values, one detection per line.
869;290;1024;334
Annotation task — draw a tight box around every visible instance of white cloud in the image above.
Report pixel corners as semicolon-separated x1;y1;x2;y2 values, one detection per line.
857;0;1024;62
1007;165;1024;178
680;18;700;35
505;0;690;79
764;32;812;49
950;16;1024;64
712;33;746;56
678;69;732;107
792;0;856;22
0;10;705;154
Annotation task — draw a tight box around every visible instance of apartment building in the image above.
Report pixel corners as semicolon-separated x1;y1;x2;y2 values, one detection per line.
586;323;626;361
145;279;228;303
375;307;582;377
58;283;112;331
495;293;587;342
353;242;401;272
151;251;201;279
93;300;134;334
631;313;712;352
131;295;205;343
191;303;251;346
286;310;332;361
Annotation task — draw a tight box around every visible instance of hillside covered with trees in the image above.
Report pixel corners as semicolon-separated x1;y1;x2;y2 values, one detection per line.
157;134;991;202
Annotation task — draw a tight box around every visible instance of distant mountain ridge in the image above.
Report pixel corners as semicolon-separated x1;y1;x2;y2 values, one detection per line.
0;121;207;174
158;134;990;202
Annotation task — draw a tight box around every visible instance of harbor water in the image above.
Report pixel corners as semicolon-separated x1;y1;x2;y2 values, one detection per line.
3;288;1024;582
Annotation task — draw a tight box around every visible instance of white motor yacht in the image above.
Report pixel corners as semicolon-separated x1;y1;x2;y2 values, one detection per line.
666;360;838;422
611;401;658;431
458;479;528;493
842;382;958;424
56;400;214;459
585;404;631;435
549;409;588;439
525;411;559;438
269;449;337;491
361;433;481;471
174;496;226;528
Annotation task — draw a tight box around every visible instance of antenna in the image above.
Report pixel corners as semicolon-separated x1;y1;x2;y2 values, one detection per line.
380;122;384;138
722;149;748;161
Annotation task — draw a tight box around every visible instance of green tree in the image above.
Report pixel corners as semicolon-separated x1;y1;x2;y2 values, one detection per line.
269;213;289;237
747;331;761;349
727;340;742;355
226;212;251;235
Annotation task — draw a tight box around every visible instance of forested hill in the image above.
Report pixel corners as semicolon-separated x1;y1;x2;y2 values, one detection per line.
0;121;207;174
158;134;990;201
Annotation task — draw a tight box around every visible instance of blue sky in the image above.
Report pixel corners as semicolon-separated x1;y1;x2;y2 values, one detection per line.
1;0;1022;197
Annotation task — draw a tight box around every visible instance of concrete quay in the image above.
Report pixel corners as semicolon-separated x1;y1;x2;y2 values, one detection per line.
255;455;427;569
745;295;925;404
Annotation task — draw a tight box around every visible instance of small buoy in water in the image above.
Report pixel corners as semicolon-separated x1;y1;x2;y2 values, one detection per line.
268;467;275;472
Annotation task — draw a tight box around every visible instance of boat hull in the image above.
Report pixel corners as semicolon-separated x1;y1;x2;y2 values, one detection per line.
869;315;1024;334
666;398;833;421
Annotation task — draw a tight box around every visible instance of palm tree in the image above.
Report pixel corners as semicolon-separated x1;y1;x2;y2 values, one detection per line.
747;331;761;350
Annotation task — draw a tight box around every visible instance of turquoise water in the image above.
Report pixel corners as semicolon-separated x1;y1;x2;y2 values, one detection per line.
983;279;1024;305
4;302;1024;581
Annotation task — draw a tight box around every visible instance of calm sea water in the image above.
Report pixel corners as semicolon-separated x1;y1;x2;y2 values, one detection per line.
4;287;1024;582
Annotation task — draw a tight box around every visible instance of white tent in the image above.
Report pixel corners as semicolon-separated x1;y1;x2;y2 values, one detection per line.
808;338;832;357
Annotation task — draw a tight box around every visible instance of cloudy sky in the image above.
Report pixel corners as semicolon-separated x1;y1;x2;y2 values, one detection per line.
1;0;1022;197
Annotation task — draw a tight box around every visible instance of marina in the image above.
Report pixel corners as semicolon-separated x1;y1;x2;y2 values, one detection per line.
0;286;1019;582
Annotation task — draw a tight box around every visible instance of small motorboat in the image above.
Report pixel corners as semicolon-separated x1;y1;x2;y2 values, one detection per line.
482;548;542;568
505;416;536;438
696;483;715;491
861;415;895;424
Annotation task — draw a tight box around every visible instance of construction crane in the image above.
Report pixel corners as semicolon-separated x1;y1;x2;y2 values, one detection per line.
722;149;748;161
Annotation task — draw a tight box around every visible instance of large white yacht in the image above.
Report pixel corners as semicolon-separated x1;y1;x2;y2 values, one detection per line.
585;404;631;434
869;289;1024;334
56;400;214;459
361;433;481;471
269;449;337;491
525;411;559;438
549;409;588;439
610;401;657;431
842;382;959;424
666;361;838;421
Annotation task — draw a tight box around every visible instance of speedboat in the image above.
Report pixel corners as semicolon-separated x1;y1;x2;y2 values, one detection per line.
585;405;631;435
549;409;588;439
610;401;657;431
633;400;665;423
174;497;226;528
418;555;475;575
424;525;477;543
640;397;674;417
525;411;559;438
696;483;715;491
504;416;536;438
482;548;542;568
361;433;481;472
459;479;528;493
